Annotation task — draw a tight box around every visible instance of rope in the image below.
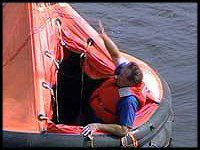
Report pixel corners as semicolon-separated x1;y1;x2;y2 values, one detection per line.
79;37;94;124
44;50;60;69
55;18;65;46
121;132;139;148
43;50;61;124
42;21;63;123
42;81;60;123
87;135;94;147
80;52;85;107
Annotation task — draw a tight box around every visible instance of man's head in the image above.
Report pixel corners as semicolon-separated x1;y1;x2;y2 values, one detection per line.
116;62;143;87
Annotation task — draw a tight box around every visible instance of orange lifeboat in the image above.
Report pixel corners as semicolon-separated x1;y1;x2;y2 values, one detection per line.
3;3;173;147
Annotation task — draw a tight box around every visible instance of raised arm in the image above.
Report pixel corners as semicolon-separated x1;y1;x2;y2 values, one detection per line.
98;20;125;66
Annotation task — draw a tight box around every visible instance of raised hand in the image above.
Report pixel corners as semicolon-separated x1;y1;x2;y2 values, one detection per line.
98;19;105;35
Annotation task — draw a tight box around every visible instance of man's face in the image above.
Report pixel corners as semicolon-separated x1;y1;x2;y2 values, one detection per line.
116;66;134;87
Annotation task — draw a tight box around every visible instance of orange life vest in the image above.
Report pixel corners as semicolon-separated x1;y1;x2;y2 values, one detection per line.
90;77;150;124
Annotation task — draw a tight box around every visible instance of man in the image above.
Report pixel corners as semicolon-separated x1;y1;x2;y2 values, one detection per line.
81;20;146;147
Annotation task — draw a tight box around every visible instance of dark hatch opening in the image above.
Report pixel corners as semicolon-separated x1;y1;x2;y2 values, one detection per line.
51;50;106;126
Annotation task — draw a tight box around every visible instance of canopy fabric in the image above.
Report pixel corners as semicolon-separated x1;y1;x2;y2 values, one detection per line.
3;3;64;132
54;3;116;79
3;3;115;133
3;3;41;132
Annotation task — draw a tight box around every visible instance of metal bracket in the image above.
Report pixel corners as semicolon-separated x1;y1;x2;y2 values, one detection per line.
38;114;48;121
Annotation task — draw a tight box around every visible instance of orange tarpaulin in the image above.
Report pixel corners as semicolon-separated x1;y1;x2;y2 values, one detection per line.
3;3;115;133
3;3;41;132
3;3;64;132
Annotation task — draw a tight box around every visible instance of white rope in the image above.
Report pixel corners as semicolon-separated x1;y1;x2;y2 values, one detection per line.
44;50;60;70
42;81;59;123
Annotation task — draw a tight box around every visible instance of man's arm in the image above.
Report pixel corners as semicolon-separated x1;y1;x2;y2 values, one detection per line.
81;123;130;137
99;20;126;66
81;123;139;147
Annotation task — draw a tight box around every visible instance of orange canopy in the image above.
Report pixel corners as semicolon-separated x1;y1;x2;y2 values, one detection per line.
3;3;116;133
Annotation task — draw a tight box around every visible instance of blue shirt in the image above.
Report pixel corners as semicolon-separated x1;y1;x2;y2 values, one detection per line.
117;95;138;128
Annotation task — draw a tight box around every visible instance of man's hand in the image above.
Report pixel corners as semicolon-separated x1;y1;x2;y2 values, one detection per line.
98;19;105;35
81;123;100;136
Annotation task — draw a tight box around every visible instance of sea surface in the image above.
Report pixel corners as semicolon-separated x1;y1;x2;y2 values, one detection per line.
71;3;197;147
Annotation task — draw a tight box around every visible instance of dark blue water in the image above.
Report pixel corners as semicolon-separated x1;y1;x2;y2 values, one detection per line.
71;3;197;147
